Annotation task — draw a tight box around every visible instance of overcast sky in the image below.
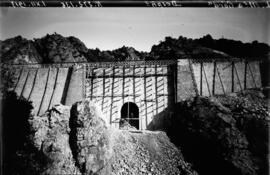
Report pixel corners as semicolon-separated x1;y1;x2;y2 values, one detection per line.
0;8;269;51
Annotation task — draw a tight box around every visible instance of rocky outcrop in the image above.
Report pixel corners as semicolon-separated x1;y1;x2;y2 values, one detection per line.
68;100;197;175
0;36;42;64
0;33;89;64
1;34;269;64
149;36;231;60
34;33;88;63
0;33;148;64
86;46;148;62
69;101;112;174
30;104;80;175
6;89;268;175
161;90;269;175
215;90;269;175
8;100;196;175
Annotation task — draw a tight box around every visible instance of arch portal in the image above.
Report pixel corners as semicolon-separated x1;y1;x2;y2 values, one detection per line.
120;102;139;129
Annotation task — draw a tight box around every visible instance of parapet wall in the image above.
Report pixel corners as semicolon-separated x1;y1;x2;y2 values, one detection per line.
177;59;262;101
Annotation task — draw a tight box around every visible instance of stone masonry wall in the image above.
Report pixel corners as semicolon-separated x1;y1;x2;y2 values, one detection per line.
177;59;262;101
84;61;176;130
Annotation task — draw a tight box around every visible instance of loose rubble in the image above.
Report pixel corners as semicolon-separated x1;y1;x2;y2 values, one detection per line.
163;90;269;175
110;130;197;175
11;100;197;175
3;90;268;175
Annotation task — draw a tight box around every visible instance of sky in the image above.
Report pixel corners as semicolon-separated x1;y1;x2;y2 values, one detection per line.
0;8;269;52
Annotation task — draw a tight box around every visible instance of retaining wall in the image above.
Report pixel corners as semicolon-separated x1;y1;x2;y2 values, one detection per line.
84;62;175;130
177;59;262;101
4;58;263;130
7;66;84;116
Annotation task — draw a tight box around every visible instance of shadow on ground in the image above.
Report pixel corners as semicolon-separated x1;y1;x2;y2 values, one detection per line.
2;91;46;175
148;91;269;175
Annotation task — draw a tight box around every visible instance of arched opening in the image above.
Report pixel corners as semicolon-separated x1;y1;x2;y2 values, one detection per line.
120;102;139;129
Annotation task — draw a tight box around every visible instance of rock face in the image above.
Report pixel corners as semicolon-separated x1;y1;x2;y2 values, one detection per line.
34;33;88;63
30;104;80;175
0;34;148;64
68;100;197;175
2;88;268;175
163;90;269;175
69;101;112;174
0;33;89;64
1;33;269;64
215;91;269;175
10;100;196;175
149;36;231;60
0;36;42;64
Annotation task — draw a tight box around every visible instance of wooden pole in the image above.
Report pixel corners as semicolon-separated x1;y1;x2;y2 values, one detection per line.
133;66;136;102
110;67;115;125
86;74;170;78
101;69;105;112
90;68;94;100
234;64;243;91
155;65;158;115
174;63;177;103
216;67;226;94
232;61;234;92
212;61;216;95
202;64;211;96
200;61;203;95
122;66;125;105
144;66;147;126
247;62;257;88
244;61;247;89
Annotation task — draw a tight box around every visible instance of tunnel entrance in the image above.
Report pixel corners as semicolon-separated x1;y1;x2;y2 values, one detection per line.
120;102;139;129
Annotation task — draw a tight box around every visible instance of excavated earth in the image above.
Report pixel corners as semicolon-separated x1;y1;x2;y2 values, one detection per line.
155;90;269;175
2;90;269;175
3;98;197;175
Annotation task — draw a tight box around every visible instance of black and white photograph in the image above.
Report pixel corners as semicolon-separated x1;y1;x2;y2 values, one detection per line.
0;6;269;175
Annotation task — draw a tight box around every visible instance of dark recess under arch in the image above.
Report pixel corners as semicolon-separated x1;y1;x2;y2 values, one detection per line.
120;102;139;129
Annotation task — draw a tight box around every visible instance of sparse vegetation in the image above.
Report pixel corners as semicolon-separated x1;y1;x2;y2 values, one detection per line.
1;33;269;64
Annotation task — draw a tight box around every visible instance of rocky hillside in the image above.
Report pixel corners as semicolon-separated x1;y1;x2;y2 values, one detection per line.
149;35;270;60
149;36;231;60
0;33;89;64
86;46;148;62
2;96;197;175
149;90;269;175
2;80;269;175
1;33;269;64
34;34;89;63
0;33;147;64
195;34;270;58
0;36;42;64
